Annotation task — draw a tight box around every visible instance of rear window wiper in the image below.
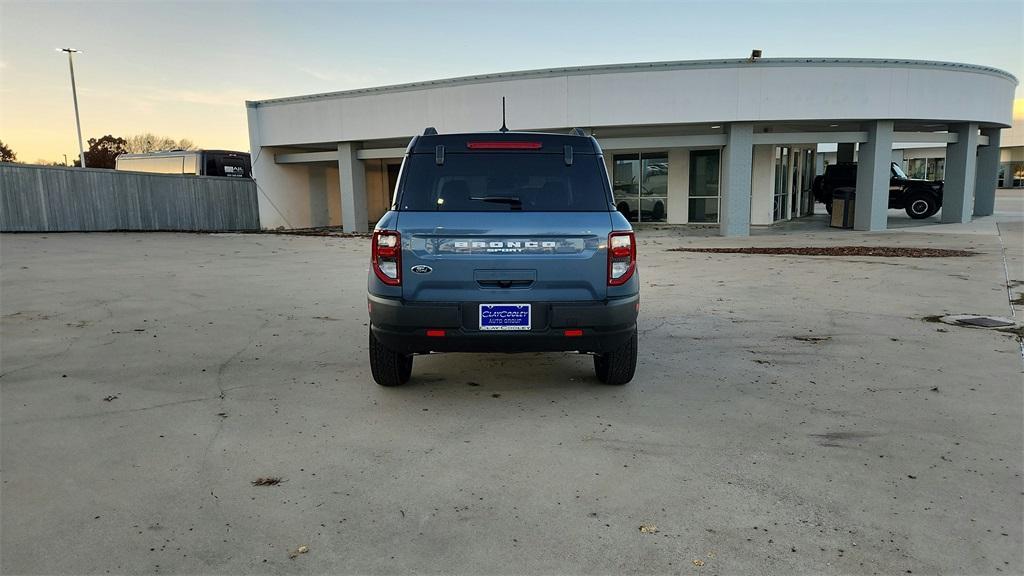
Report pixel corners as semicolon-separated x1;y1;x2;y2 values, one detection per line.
470;196;523;208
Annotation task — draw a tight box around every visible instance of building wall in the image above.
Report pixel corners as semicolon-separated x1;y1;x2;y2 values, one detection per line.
250;60;1016;147
1002;116;1024;148
247;60;1018;230
326;166;341;226
249;147;318;229
365;159;391;223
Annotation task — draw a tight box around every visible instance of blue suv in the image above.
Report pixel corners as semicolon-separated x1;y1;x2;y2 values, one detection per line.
367;129;639;386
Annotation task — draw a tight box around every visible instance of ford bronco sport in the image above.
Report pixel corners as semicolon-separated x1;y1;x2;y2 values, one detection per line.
367;129;639;387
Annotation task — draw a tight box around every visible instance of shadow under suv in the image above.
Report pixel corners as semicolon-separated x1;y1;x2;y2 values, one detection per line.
367;129;639;386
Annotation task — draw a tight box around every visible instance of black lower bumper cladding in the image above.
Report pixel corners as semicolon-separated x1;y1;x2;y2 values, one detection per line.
368;294;639;354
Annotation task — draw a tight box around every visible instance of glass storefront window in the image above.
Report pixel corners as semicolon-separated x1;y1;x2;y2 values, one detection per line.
1003;161;1024;188
613;152;668;222
612;154;640;221
907;158;927;179
641;152;668;222
688;149;720;223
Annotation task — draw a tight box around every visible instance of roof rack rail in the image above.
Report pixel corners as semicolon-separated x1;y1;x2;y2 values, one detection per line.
423;127;438;136
570;128;587;137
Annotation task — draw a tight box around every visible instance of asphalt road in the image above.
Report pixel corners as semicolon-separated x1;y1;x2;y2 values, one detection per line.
2;197;1022;575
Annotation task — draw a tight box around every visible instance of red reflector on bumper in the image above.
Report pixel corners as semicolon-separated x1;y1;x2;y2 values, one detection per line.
426;329;446;337
564;329;583;337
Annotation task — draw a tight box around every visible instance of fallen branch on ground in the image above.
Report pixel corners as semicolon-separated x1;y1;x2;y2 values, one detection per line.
666;246;974;258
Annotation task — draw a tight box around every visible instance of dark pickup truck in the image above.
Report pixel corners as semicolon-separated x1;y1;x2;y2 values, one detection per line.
812;162;944;219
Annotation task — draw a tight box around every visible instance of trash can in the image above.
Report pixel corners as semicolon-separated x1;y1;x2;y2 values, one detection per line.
830;187;855;229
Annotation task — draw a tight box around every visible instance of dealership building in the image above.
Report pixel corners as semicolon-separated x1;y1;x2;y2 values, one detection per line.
245;58;1018;236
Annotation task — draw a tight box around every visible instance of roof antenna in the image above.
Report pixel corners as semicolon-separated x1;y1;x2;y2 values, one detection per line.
499;96;508;133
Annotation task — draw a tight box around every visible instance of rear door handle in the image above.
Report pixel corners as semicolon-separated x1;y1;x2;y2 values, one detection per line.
477;279;533;288
474;269;537;288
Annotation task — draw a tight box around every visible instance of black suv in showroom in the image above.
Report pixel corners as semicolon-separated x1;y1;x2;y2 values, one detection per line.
812;162;944;219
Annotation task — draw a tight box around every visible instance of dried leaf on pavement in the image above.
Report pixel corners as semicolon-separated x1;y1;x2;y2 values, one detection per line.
693;559;705;567
639;524;658;534
252;477;283;486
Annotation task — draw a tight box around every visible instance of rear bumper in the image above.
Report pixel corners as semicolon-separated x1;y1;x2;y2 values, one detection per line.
368;293;639;354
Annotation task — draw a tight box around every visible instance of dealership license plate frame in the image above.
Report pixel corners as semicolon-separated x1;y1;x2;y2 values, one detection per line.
479;304;531;331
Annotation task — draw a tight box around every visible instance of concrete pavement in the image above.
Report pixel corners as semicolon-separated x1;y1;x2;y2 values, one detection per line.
2;193;1022;575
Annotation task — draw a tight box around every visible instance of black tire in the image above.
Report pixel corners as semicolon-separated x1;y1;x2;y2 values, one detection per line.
812;175;824;196
651;201;665;221
904;193;939;219
593;329;637;385
594;354;609;382
369;327;413;386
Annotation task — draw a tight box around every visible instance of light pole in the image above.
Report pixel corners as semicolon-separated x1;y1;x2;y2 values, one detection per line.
59;48;86;168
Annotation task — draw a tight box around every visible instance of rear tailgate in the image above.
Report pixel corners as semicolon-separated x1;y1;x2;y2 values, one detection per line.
398;211;611;302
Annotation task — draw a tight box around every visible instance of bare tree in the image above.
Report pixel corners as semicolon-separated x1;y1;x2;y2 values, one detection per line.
124;133;198;154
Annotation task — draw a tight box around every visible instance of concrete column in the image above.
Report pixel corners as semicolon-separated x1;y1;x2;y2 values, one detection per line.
750;144;775;225
719;122;754;237
853;120;894;231
337;142;368;233
837;143;855;164
666;149;688;224
973;127;1001;217
941;123;979;224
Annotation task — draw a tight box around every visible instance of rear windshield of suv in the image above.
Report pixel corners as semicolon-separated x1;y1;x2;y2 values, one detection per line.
396;153;611;212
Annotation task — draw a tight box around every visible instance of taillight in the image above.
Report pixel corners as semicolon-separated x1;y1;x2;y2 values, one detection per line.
372;230;401;286
466;141;543;150
607;231;636;286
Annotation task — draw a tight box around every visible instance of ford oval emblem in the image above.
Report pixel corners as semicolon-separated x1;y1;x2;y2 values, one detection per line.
411;265;432;274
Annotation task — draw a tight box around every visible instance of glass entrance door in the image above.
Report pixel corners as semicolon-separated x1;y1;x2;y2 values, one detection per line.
791;148;801;217
773;146;790;222
612;152;668;223
800;149;815;216
688;150;720;223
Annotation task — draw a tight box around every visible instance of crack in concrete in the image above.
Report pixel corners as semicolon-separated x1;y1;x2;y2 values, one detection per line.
4;395;221;425
995;221;1024;364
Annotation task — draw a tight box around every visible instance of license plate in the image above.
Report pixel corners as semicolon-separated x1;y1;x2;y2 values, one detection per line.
479;304;531;331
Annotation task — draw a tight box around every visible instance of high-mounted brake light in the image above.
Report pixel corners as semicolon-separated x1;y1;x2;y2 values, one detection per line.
607;231;636;286
371;230;401;286
466;141;543;150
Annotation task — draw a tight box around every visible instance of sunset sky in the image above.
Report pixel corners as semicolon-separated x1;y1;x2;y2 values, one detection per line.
1;0;1021;164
